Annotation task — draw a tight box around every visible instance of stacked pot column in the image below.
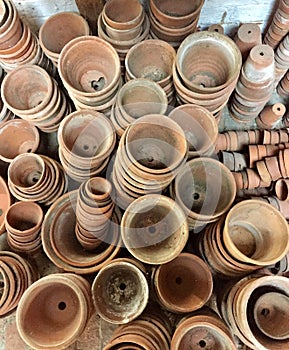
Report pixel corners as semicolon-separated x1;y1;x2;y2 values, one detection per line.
274;34;289;83
148;0;204;48
57;110;116;182
264;0;289;49
75;177;115;250
98;0;149;75
230;45;275;123
277;69;289;98
0;0;55;75
58;36;121;116
1;65;72;132
111;114;188;209
173;31;242;121
39;12;90;67
111;78;168;137
125;39;176;105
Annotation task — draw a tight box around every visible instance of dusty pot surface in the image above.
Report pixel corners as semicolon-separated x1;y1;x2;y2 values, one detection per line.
92;260;149;324
0;176;11;234
121;194;189;264
154;253;213;313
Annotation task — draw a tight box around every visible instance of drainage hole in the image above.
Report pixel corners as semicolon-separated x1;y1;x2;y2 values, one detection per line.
214;28;219;32
119;283;126;291
27;148;32;153
199;340;206;348
83;145;89;151
200;83;206;88
91;77;105;91
148;226;156;234
193;192;200;200
147;156;154;163
261;308;270;317
260;51;264;56
175;277;182;285
58;301;66;310
248;30;252;34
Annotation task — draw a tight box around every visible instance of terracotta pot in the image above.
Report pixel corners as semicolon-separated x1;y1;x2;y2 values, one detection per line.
176;31;242;93
39;12;90;65
223;200;289;267
121;194;188;264
16;273;91;349
42;191;122;274
103;0;144;30
234;23;262;61
92;259;148;324
153;253;213;313
173;158;236;230
168;104;218;158
5;201;43;253
275;178;289;201
149;0;204;29
171;311;236;350
257;103;286;129
208;24;224;34
0;176;11;234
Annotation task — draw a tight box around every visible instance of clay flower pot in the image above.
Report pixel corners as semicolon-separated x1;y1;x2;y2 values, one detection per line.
5;201;43;253
153;253;213;313
275;178;289;201
91;259;149;324
168;104;218;158
39;12;90;66
171;311;236;350
173;158;236;230
16;273;91;350
103;0;144;30
234;23;262;61
0;176;11;234
0;119;39;162
121;194;188;264
223;200;289;267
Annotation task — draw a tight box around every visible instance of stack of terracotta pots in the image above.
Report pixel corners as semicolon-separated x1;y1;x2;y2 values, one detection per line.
121;194;189;265
125;39;176;105
75;177;115;251
174;31;242;119
92;258;149;324
148;0;204;47
248;143;289;168
98;0;149;74
277;70;289;98
256;102;286;129
274;34;289;82
57;110;116;182
220;151;248;172
104;308;172;349
16;273;93;350
234;23;262;61
230;44;275;123
5;201;43;254
112;114;187;208
220;275;289;349
262;128;289;144
200;200;289;277
39;12;90;67
0;176;11;234
168;104;218;158
1;65;72;132
264;0;289;49
171;158;236;230
41;191;122;274
111;78;168;137
0;0;55;75
58;36;122;116
0;119;39;163
151;253;213;313
215;129;263;152
8;153;67;206
171;310;236;349
0;251;36;316
232;168;270;190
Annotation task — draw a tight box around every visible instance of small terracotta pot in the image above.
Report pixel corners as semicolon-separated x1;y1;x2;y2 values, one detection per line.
91;259;149;324
121;194;188;264
16;273;91;350
168;104;218;158
39;12;90;66
234;23;262;61
153;253;213;313
0;176;11;234
208;24;224;34
223;200;289;267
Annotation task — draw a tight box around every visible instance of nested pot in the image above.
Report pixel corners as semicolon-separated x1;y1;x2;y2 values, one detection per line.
121;194;188;264
173;158;236;230
168;104;218;158
16;273;92;350
92;258;149;324
39;12;90;66
152;253;213;313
